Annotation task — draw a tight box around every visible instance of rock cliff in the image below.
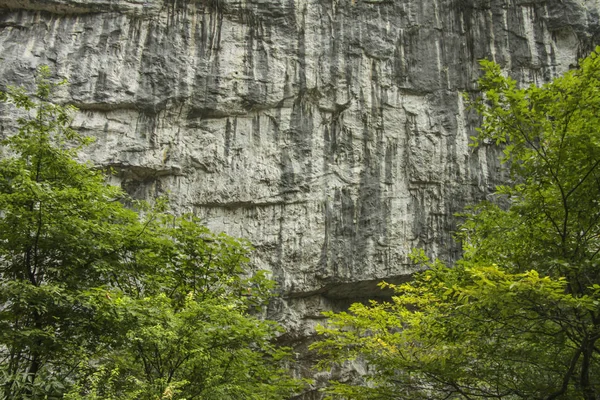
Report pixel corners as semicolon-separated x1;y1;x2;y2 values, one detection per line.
0;0;599;393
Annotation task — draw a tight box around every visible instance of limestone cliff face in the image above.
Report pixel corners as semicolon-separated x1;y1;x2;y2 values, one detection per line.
0;0;598;372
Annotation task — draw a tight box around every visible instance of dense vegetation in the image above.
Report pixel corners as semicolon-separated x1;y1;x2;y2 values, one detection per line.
0;67;303;400
313;47;600;399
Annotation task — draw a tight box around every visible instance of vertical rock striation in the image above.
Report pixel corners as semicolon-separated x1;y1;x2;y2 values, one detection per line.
0;0;599;389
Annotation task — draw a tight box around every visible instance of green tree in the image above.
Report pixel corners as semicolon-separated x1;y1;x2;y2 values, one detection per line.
312;47;600;399
0;67;302;399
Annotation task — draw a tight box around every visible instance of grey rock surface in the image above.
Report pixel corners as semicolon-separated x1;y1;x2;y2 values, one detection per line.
0;0;599;394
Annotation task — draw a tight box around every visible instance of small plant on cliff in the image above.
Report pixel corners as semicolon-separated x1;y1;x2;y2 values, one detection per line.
0;66;303;399
312;47;600;399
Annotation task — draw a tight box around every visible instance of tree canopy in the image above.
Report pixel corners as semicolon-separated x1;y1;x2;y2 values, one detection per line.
0;66;303;400
312;47;600;399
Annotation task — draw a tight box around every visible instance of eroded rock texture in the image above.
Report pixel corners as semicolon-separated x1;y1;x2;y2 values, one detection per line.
0;0;598;392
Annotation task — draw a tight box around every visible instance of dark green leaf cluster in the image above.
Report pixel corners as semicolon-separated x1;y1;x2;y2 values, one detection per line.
0;67;304;400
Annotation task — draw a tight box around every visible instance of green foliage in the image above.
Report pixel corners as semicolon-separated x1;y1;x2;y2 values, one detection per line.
314;257;599;399
0;67;303;399
463;47;600;286
313;47;600;399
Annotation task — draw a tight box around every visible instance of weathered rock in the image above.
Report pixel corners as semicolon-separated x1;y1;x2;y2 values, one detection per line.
0;0;598;394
